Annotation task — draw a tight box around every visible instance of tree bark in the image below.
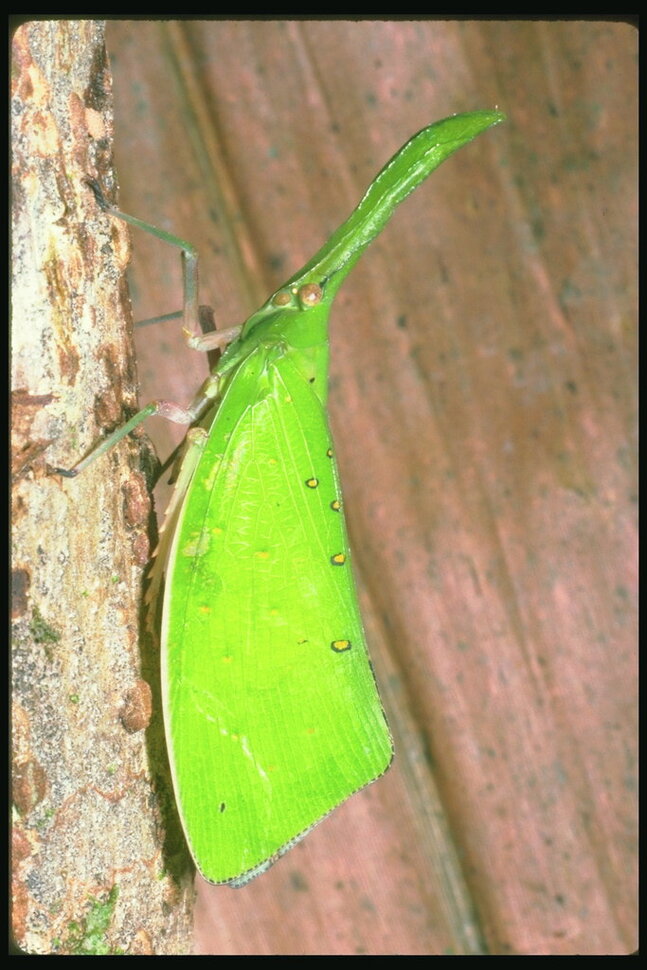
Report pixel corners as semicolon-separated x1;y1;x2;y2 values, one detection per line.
11;19;193;954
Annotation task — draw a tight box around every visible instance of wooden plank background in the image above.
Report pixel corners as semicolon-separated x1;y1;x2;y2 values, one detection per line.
105;20;636;955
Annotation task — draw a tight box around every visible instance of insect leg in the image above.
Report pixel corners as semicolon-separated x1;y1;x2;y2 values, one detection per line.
85;178;245;358
51;372;221;478
85;177;203;343
184;324;242;353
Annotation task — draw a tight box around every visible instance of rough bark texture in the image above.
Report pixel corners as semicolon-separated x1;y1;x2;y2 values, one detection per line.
103;20;635;955
11;20;193;954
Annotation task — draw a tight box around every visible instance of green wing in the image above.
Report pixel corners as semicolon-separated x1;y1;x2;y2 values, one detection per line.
162;343;392;885
160;110;505;885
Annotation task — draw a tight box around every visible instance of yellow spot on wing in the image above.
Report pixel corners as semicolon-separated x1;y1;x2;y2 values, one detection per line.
331;639;352;652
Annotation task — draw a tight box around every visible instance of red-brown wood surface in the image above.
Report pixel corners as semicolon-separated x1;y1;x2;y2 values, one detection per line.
106;20;636;954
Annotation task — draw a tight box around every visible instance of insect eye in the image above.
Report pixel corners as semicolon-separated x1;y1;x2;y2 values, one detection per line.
297;283;323;307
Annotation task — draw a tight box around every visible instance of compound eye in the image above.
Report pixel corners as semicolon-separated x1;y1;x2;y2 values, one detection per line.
297;283;323;307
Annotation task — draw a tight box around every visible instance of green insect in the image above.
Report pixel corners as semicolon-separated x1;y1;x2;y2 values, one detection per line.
58;110;505;886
